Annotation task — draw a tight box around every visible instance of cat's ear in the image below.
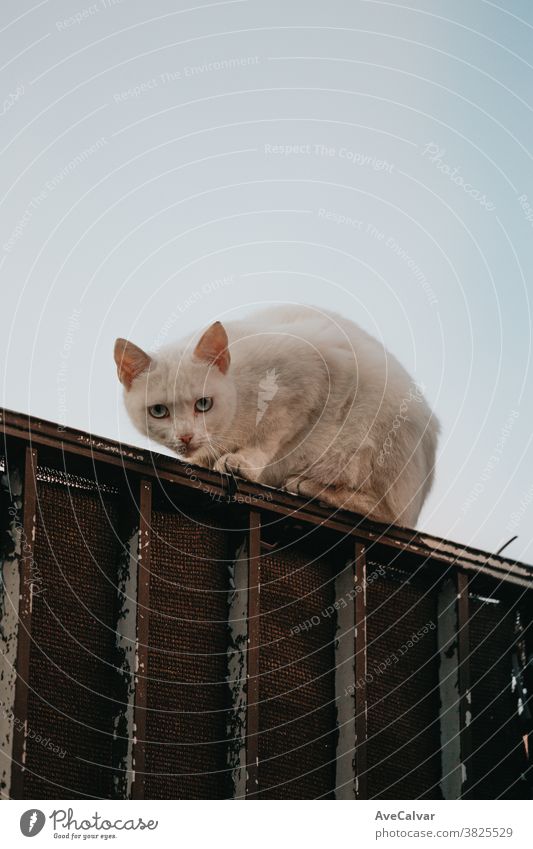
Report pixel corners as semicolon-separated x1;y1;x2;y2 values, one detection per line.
193;321;230;374
114;338;151;389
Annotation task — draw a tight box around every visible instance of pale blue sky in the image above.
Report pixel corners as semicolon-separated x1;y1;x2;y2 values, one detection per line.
1;0;532;561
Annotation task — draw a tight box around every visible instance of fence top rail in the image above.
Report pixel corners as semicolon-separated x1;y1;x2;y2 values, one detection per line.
1;406;532;588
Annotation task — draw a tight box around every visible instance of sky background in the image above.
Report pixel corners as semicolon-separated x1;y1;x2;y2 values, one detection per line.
1;0;532;561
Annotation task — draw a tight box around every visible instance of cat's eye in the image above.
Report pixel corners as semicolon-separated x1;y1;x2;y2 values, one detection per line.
148;404;169;419
195;397;213;413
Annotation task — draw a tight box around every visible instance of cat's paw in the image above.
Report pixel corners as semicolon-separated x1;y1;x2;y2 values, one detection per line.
284;476;321;498
214;449;266;483
284;475;303;495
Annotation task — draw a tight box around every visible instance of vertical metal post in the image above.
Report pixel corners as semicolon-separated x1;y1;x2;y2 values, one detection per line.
245;510;261;797
10;446;38;799
457;571;472;796
112;498;140;799
334;556;358;799
132;479;152;800
354;540;368;799
226;540;249;798
521;600;533;793
437;578;462;798
0;447;23;797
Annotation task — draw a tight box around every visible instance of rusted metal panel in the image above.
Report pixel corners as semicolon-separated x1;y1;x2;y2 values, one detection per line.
21;479;122;798
365;557;441;799
142;507;231;799
254;541;336;798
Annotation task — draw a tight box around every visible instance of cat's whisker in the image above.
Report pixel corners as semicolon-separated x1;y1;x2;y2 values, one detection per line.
204;439;231;456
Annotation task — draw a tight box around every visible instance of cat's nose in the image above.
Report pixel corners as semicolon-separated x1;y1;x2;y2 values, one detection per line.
179;434;193;445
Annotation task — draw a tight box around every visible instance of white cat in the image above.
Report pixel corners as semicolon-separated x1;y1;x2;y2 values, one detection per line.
114;305;439;527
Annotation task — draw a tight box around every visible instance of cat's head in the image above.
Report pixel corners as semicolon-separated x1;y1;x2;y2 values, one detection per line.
114;321;236;463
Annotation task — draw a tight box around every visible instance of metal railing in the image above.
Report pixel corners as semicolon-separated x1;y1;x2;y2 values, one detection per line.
1;407;532;800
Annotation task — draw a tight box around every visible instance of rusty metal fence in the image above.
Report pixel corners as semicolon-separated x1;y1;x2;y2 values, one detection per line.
0;407;532;800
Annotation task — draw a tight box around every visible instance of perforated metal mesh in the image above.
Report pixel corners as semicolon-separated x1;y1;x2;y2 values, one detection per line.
23;481;121;799
467;598;528;799
0;439;529;801
366;569;442;799
144;510;231;799
255;547;337;799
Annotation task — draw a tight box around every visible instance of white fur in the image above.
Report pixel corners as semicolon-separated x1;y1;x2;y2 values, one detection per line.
120;305;439;527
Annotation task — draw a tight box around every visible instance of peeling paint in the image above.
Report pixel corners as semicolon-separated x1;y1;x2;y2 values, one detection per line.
0;464;22;798
74;434;145;462
21;720;28;765
111;528;138;799
226;540;248;799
